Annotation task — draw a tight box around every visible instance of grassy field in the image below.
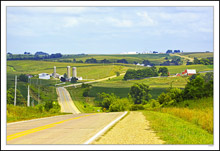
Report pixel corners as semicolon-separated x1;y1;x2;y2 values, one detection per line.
7;104;68;123
142;111;213;144
57;54;170;65
7;60;134;80
88;74;188;99
162;64;213;74
180;52;213;59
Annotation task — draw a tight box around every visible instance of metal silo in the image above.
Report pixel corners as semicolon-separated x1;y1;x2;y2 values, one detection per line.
67;66;71;79
72;67;77;78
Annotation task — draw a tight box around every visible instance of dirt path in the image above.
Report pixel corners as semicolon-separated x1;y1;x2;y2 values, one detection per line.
92;111;165;144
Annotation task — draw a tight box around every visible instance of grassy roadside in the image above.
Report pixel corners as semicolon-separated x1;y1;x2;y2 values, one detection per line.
142;111;213;144
7;104;69;123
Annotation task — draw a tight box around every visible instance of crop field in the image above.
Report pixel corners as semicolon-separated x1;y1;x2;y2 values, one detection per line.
7;60;133;80
180;52;213;59
162;64;213;74
88;75;188;99
57;54;170;65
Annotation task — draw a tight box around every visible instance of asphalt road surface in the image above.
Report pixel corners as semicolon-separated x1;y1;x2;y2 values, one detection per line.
7;112;124;144
56;87;80;114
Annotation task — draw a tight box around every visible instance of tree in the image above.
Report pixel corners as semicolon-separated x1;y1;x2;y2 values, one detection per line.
18;74;28;82
123;69;136;80
63;73;67;78
73;58;76;63
71;77;78;83
128;83;152;104
115;71;120;77
184;76;205;99
203;72;213;83
83;88;90;97
7;88;24;105
97;92;118;109
158;67;169;76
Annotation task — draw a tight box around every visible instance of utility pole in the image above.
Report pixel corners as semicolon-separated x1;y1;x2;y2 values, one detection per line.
14;75;17;106
27;85;30;107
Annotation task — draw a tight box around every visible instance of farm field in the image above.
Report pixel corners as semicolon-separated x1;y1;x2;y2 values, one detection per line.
7;60;131;80
179;52;213;59
57;54;170;65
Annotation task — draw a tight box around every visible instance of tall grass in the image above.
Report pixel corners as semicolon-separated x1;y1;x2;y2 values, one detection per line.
158;97;213;134
160;107;213;133
7;104;66;123
142;111;213;144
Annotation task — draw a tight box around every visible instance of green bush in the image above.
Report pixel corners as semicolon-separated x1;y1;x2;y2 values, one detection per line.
83;88;90;97
130;104;144;111
109;98;130;112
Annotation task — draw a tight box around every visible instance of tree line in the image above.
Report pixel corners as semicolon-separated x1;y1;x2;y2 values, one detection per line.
123;66;169;80
187;57;213;65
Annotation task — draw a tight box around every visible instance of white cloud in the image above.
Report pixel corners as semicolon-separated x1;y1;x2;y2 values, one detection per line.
63;17;79;27
136;12;156;26
107;18;133;27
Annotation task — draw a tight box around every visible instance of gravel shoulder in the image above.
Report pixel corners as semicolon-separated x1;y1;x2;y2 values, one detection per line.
92;111;165;144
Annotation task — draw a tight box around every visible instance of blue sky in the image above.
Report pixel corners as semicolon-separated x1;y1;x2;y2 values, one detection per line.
7;7;213;54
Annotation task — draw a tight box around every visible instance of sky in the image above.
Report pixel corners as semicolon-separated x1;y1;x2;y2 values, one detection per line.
7;7;214;54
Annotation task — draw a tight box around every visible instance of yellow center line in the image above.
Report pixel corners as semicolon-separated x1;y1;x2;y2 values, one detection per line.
7;113;96;142
62;91;70;111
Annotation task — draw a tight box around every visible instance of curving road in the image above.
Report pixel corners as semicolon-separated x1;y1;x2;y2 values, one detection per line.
56;87;80;114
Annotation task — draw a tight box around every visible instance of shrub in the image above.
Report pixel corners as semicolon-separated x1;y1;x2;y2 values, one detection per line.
130;104;144;111
83;88;90;97
109;98;130;112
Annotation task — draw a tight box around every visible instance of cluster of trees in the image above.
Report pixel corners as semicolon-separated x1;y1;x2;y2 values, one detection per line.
142;60;155;66
158;67;169;76
96;93;131;112
7;88;25;105
116;59;128;64
18;74;28;82
187;57;213;65
124;66;169;80
85;58;97;63
157;72;213;106
7;52;63;60
160;56;182;66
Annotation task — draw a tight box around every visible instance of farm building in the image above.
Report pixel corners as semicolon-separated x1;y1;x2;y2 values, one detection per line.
182;69;196;75
176;73;181;76
39;73;50;79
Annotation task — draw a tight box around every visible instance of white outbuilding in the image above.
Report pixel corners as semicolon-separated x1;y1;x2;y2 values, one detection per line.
39;73;50;80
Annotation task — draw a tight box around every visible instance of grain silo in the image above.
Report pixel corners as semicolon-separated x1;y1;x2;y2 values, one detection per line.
72;67;77;78
53;66;56;77
67;66;71;79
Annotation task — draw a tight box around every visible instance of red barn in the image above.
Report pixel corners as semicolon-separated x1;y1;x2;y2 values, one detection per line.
182;69;196;75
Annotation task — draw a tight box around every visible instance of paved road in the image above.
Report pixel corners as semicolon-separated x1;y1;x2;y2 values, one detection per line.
7;112;124;144
63;72;126;88
56;87;80;114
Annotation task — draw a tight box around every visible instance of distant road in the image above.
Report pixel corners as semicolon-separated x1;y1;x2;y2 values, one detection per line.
7;112;124;144
56;87;80;114
63;72;126;88
198;70;213;73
